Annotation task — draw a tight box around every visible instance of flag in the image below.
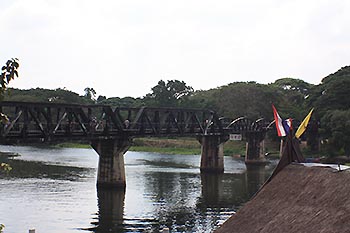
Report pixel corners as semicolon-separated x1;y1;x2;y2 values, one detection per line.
272;104;291;137
295;108;314;139
283;118;292;136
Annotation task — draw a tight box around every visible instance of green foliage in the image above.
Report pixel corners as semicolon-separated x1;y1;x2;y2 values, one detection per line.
187;78;315;124
269;78;313;120
96;95;107;103
54;142;91;149
1;58;19;122
4;87;92;104
84;87;96;102
307;66;350;155
98;96;144;107
273;77;312;97
0;59;17;230
1;58;19;100
144;80;194;107
309;66;350;115
190;81;280;119
131;137;201;155
187;89;217;109
319;110;350;155
2;59;350;157
223;141;246;156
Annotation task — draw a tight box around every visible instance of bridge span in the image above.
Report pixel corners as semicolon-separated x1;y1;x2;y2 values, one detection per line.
0;101;269;189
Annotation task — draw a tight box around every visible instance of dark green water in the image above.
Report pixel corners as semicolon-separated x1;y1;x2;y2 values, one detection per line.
0;145;276;233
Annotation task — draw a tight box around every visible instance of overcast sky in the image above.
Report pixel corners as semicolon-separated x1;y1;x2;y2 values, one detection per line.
1;0;349;98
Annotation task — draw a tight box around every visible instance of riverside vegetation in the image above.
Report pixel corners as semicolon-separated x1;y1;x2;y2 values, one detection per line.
2;62;350;158
55;137;282;158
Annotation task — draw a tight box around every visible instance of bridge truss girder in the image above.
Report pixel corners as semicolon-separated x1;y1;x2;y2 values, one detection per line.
0;101;269;143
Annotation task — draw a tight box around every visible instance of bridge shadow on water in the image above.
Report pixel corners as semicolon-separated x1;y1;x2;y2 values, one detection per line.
88;164;272;233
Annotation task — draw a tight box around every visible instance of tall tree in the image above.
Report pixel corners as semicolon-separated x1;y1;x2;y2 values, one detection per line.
308;66;350;114
4;87;89;104
191;81;279;120
1;58;19;122
269;78;313;120
84;87;97;102
0;58;18;191
1;58;19;100
308;66;350;155
144;80;194;107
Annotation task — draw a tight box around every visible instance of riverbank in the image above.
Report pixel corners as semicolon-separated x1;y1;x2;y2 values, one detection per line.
54;137;253;156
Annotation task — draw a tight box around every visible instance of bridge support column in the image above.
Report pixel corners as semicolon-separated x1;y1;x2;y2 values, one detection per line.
91;138;132;189
199;135;227;173
245;132;266;165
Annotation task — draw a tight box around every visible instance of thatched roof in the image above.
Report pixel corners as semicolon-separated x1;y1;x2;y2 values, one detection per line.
215;164;350;233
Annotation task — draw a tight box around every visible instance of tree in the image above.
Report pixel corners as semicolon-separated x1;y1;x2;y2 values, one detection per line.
320;110;350;155
0;58;18;227
308;66;350;114
269;78;313;120
84;87;97;101
1;58;19;99
308;66;350;155
1;58;19;122
273;78;312;97
190;81;280;119
96;95;107;103
4;87;89;104
144;80;194;107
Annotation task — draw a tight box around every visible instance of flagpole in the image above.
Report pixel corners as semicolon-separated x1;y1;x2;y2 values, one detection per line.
279;138;283;158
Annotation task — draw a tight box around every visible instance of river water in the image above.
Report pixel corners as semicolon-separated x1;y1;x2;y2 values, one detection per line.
0;145;277;233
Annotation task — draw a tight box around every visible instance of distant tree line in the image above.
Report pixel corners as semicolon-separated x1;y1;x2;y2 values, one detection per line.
2;64;350;156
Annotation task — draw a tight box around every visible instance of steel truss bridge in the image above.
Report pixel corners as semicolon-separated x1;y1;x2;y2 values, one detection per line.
0;101;271;188
0;101;268;142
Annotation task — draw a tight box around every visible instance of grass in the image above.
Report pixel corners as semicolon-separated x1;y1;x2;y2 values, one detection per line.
52;137;282;157
131;137;201;155
130;145;201;155
54;142;91;149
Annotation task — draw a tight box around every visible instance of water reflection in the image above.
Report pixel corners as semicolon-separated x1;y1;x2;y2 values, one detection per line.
136;172;202;232
90;189;126;232
0;146;276;233
200;165;269;210
90;165;273;232
245;164;269;197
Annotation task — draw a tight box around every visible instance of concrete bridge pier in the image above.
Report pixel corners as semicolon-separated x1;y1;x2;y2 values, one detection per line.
198;135;227;173
91;137;132;189
245;132;266;165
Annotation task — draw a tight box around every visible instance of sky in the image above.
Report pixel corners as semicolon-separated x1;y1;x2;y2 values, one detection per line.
1;0;350;98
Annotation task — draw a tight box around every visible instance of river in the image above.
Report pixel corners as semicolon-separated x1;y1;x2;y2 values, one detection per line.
0;145;277;233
